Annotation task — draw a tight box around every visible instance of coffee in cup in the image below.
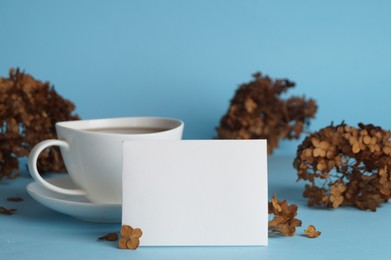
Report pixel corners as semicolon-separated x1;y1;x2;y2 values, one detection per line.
28;117;184;204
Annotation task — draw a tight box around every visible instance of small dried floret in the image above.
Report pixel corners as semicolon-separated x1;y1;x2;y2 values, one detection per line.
0;68;79;181
216;72;317;154
132;228;143;239
268;194;302;236
119;225;142;250
118;237;128;249
126;238;140;250
304;225;321;238
294;122;391;211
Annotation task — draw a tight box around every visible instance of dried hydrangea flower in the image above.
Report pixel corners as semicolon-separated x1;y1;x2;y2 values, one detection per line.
304;225;321;238
268;194;302;236
118;225;143;250
294;122;391;211
0;68;79;181
216;72;317;154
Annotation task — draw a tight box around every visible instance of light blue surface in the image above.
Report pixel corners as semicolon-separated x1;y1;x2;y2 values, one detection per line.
1;1;391;259
2;156;391;259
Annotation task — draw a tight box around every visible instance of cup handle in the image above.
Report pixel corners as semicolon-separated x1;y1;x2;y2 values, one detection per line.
28;139;87;196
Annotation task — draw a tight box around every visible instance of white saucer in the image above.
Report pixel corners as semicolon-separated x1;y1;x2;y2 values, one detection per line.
26;176;121;223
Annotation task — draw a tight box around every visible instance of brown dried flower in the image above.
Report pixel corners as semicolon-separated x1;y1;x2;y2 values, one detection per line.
268;193;302;236
216;72;317;154
119;225;143;250
294;122;391;211
98;232;119;241
0;206;16;215
7;197;23;202
304;225;321;238
0;68;79;181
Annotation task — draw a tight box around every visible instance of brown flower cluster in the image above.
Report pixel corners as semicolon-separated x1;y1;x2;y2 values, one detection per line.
0;68;79;181
119;225;143;250
294;122;391;211
216;72;317;154
268;194;302;236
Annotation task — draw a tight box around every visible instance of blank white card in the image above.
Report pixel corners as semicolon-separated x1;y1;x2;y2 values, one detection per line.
122;140;268;246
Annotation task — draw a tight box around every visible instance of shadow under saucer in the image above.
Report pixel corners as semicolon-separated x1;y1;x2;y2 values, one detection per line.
26;176;121;223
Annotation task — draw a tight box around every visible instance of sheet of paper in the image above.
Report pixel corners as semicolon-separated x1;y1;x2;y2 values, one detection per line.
122;140;268;246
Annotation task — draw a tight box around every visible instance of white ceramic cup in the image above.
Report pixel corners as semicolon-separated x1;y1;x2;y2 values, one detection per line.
28;117;184;204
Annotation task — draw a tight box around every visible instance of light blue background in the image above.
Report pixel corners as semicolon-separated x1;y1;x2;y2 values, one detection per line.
1;1;391;259
1;0;390;154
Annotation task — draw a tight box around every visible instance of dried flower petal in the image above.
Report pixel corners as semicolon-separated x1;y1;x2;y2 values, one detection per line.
126;238;140;250
304;225;321;238
0;206;17;215
98;232;118;241
118;237;128;249
120;225;133;237
7;197;23;202
132;228;143;239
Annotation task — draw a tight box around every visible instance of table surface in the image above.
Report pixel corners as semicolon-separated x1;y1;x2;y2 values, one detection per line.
1;155;390;260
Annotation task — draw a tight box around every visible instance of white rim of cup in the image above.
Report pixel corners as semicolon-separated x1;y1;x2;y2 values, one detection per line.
56;117;184;136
